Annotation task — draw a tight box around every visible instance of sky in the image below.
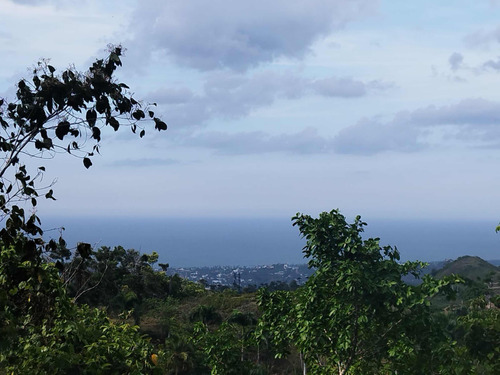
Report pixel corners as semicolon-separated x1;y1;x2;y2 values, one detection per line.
2;0;500;225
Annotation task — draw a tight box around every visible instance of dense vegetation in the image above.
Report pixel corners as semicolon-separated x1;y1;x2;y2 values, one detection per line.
0;50;498;374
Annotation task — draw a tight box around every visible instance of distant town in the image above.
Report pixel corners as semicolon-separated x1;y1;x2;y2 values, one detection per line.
165;260;474;289
167;263;315;290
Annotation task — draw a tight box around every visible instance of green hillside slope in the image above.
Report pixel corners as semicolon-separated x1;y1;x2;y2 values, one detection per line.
433;256;500;283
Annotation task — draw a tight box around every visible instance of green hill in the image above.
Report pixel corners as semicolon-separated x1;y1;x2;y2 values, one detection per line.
431;256;500;303
432;256;500;283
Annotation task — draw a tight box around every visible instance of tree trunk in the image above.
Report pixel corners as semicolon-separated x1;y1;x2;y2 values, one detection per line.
300;352;307;375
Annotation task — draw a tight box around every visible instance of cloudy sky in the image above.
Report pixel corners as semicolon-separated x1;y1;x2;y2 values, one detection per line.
2;0;500;222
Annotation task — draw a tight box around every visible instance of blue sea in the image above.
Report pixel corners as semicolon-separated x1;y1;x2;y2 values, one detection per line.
41;216;500;267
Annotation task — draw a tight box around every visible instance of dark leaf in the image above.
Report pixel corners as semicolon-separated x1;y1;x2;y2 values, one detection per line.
47;239;57;252
86;109;97;127
35;138;53;150
92;127;101;142
47;96;53;114
96;96;109;114
48;65;56;74
33;76;40;88
154;118;167;131
83;157;92;169
55;121;70;140
45;189;56;200
77;242;92;259
58;236;66;247
107;116;119;131
132;109;145;120
140;129;145;138
55;261;64;271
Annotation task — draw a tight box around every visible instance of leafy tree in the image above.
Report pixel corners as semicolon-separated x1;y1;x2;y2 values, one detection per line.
0;45;166;248
189;305;222;326
0;243;156;374
161;334;199;375
193;321;260;375
68;246;170;315
0;47;167;372
452;297;500;374
228;310;258;362
258;210;461;375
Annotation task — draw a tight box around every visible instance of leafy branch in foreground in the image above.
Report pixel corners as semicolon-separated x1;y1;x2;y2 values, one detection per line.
0;45;166;248
0;47;167;373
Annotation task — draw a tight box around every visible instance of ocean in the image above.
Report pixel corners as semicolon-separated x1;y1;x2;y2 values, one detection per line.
41;216;500;267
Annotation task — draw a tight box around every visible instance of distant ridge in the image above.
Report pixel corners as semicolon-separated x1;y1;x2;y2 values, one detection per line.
432;256;500;283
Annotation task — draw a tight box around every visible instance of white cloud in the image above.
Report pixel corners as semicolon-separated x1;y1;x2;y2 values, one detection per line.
127;0;378;71
332;98;500;155
149;70;390;127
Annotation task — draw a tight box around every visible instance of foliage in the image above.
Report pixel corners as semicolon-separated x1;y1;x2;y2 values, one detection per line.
192;321;263;375
0;243;156;374
452;297;500;374
156;334;200;375
63;246;169;311
258;210;461;375
0;47;166;373
0;46;166;250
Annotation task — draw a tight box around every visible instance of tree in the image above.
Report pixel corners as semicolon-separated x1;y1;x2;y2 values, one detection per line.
0;47;167;372
450;296;500;374
258;210;461;375
192;321;260;375
0;45;166;250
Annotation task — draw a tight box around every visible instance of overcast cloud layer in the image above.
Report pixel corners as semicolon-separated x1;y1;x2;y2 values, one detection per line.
2;0;500;222
128;0;377;71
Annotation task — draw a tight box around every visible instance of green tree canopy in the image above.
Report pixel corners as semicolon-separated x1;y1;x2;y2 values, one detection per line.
258;210;461;375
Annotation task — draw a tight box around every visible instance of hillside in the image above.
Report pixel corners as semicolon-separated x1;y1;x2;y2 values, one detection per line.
432;256;500;283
